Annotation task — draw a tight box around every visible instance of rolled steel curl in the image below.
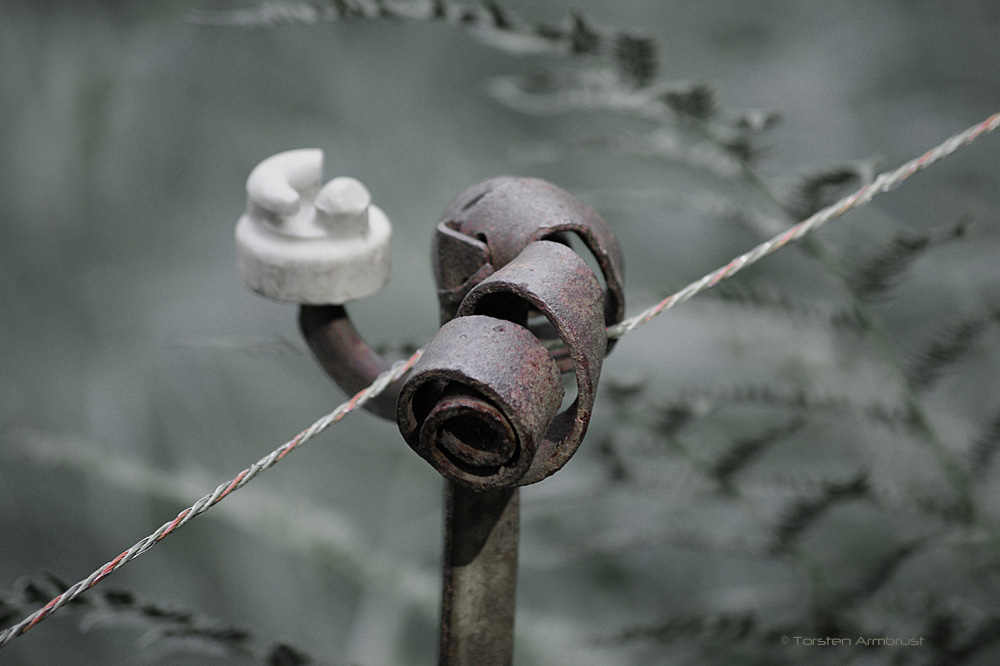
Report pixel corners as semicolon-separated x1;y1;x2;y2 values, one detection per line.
397;315;563;489
397;240;607;490
400;237;611;666
303;176;625;425
433;176;625;349
300;175;623;666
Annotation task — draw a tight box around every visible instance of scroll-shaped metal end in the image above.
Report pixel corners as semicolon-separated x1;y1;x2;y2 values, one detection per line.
399;240;606;489
236;148;392;304
397;315;564;490
433;176;625;342
460;240;606;485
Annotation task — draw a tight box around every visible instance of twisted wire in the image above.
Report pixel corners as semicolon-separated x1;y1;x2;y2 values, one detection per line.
606;111;1000;338
1;112;997;647
0;351;422;648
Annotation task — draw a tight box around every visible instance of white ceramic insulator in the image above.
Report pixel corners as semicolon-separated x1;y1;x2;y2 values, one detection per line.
235;149;392;304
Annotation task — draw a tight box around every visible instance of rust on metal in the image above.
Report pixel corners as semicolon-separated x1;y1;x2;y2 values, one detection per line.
397;315;564;490
398;241;607;490
434;176;625;343
299;176;625;426
298;304;401;421
440;483;518;666
458;240;607;485
298;176;625;666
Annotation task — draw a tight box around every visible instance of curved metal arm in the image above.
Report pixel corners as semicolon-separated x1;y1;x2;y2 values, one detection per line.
298;304;402;421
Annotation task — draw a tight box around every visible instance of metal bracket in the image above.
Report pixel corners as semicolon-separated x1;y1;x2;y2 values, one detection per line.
235;161;625;666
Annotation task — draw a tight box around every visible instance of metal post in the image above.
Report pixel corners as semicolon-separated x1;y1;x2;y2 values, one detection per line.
440;483;518;666
239;165;623;665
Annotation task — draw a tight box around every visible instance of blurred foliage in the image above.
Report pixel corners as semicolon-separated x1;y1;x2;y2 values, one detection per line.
2;1;999;665
1;572;317;665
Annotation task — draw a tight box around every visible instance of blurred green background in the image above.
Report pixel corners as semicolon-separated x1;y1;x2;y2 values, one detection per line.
2;1;999;664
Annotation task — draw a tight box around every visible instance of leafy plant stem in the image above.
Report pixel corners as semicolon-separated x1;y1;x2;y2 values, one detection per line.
686;118;982;528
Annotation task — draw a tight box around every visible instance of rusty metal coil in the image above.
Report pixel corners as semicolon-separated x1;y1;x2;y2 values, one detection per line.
397;315;563;489
433;176;625;338
398;240;607;490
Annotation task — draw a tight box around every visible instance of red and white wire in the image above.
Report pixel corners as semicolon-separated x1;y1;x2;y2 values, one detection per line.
606;111;1000;339
1;111;997;648
0;352;422;647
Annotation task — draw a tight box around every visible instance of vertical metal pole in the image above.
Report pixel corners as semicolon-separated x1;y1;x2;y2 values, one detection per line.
440;482;519;666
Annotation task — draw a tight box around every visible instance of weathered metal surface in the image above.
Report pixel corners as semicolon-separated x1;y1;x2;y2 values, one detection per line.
458;240;607;485
398;241;607;489
433;176;625;347
397;315;564;490
295;175;624;666
298;304;400;421
297;176;624;426
440;483;518;666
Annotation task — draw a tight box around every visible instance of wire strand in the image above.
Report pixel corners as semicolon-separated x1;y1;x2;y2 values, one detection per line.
606;111;1000;338
1;111;996;648
0;352;422;648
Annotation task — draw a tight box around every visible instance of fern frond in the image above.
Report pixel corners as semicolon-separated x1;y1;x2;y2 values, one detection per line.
612;31;658;87
847;216;972;302
717;133;766;163
602;374;649;406
729;107;782;133
613;383;918;452
925;612;960;653
652;402;697;438
191;1;621;59
492;72;767;154
924;612;1000;666
782;161;877;221
835;538;928;608
512;127;745;179
596;436;630;483
698;384;915;433
646;527;772;560
709;417;804;491
908;491;974;523
268;644;312;665
0;574;317;664
950;616;1000;665
771;472;870;550
707;281;866;334
969;407;1000;479
908;318;985;391
605;611;758;645
487;69;672;120
566;11;600;54
197;0;780;171
851;236;931;302
659;81;716;119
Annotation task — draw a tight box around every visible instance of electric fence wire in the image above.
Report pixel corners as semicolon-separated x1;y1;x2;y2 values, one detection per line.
1;111;997;648
607;111;1000;338
0;353;423;648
